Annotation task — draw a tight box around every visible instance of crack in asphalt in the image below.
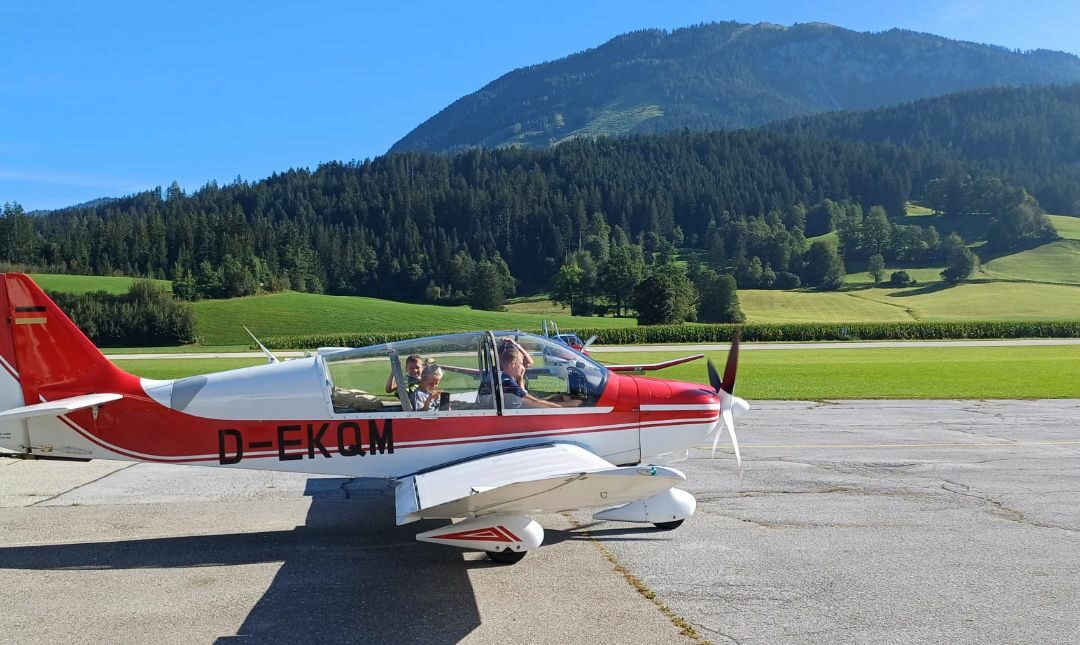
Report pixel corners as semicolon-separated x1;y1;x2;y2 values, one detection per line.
562;512;714;644
938;480;1080;534
28;462;135;507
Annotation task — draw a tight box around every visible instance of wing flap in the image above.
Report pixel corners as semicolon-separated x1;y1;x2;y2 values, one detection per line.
395;443;684;523
0;393;123;420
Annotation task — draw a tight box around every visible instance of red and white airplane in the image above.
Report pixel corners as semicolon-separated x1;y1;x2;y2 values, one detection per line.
0;273;749;564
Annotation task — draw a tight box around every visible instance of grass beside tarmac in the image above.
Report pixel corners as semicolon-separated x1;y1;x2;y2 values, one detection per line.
111;344;1080;400
600;345;1080;399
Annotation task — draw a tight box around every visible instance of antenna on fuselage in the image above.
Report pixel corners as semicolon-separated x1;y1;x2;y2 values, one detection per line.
244;326;279;364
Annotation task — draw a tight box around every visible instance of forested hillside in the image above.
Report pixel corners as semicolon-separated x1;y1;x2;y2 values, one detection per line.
3;132;915;302
3;86;1077;307
391;21;1080;153
772;84;1080;213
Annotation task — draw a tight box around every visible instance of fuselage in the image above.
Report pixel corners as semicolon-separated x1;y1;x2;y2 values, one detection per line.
16;356;721;476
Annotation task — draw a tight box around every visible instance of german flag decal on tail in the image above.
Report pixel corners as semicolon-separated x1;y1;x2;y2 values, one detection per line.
13;305;47;325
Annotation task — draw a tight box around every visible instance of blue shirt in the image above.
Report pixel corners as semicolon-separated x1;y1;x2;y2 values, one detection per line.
500;372;528;399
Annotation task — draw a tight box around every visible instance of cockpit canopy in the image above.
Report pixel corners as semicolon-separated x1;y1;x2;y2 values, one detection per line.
322;332;609;414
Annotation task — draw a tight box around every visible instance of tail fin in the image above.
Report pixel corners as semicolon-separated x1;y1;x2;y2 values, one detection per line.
0;273;137;407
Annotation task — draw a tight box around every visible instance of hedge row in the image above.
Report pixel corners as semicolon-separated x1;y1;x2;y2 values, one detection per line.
260;321;1080;349
52;282;197;347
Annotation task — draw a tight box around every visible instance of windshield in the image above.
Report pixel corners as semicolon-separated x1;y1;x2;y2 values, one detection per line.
493;332;609;406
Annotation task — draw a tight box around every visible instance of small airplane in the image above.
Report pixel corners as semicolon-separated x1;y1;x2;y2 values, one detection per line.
541;320;595;355
0;273;749;564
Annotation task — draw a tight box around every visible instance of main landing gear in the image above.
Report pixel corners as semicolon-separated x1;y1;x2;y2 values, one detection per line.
486;548;528;565
413;489;697;565
416;515;544;566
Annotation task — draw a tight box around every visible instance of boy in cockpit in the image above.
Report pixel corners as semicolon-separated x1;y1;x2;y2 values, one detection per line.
386;353;423;395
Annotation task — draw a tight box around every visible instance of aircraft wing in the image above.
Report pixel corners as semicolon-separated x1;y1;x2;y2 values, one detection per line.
394;443;684;524
604;354;705;372
0;393;123;420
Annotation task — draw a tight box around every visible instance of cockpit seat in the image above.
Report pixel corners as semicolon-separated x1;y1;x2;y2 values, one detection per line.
332;387;383;413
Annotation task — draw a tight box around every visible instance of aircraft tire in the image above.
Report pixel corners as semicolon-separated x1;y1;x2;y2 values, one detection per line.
653;519;685;531
487;548;528;565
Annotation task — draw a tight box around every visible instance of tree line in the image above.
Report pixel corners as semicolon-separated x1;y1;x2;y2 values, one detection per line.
2;127;917;307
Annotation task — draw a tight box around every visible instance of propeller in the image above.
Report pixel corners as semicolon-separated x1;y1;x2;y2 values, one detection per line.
582;335;598;351
707;330;748;468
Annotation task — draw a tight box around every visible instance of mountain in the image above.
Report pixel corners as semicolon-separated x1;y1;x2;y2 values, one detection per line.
29;196;117;216
390;21;1080;154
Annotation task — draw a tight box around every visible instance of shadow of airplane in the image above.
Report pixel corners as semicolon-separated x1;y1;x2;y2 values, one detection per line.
0;478;483;644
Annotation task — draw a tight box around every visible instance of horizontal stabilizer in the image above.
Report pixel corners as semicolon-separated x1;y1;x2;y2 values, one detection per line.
395;443;684;524
0;393;123;420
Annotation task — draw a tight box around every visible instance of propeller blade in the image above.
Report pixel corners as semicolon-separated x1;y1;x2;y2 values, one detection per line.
707;359;722;393
710;416;724;459
582;335;598;350
723;405;742;469
710;330;745;470
720;329;741;394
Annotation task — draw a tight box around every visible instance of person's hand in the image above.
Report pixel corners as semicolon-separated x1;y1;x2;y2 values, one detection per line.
426;389;442;411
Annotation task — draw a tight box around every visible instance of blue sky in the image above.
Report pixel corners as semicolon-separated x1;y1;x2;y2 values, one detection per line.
2;0;1077;210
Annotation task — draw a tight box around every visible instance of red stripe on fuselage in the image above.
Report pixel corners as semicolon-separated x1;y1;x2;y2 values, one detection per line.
0;356;17;380
54;405;715;464
46;368;717;464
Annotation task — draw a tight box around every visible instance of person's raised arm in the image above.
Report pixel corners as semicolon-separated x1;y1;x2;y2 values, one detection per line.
385;372;397;394
500;337;534;368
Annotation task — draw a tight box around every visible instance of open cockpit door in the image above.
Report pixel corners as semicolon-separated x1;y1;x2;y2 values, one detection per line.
479;331;502;414
387;349;413;411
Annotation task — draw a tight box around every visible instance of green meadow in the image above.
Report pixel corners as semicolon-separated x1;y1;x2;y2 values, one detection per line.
30;273;171;295
110;344;1080;400
1047;214;1080;240
740;281;1080;323
191;291;636;345
980;240;1080;284
115;357;266;379
596;345;1080;399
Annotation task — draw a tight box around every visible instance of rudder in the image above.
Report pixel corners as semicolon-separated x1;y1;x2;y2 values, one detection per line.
0;273;137;408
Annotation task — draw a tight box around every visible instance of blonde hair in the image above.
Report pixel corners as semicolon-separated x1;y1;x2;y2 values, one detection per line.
421;362;442;380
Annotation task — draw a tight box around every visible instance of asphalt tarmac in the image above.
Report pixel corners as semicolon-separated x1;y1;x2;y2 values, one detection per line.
2;399;1078;644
